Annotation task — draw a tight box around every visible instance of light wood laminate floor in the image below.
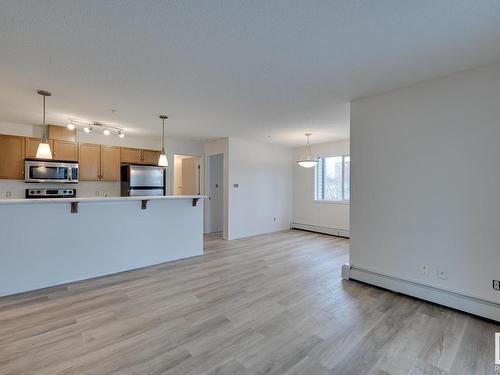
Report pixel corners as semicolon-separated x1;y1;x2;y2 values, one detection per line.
0;230;499;375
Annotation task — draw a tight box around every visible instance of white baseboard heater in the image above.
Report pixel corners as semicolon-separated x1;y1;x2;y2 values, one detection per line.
342;264;500;322
291;223;350;238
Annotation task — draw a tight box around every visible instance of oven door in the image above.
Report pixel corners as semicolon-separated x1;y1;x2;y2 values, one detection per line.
25;161;78;183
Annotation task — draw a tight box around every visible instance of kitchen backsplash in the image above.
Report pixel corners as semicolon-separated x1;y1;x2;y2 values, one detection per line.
0;180;121;199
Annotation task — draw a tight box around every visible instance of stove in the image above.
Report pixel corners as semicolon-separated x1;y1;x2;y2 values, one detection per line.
26;188;76;199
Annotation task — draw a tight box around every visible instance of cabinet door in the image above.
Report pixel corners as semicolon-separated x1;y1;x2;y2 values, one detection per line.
120;147;142;164
142;149;161;165
0;135;25;179
100;145;121;181
78;143;101;181
53;140;77;161
25;137;54;159
48;125;76;142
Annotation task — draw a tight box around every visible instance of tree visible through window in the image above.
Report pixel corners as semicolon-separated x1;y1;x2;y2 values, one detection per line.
315;155;350;201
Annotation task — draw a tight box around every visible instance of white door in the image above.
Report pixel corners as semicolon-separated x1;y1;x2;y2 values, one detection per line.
207;153;223;233
181;157;200;195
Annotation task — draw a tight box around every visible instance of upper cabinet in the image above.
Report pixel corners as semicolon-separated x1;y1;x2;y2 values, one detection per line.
100;146;121;181
121;147;160;165
52;140;78;161
120;147;143;164
0;135;25;180
0;127;160;181
48;125;76;142
79;144;121;181
142;149;160;165
49;125;78;161
79;143;101;181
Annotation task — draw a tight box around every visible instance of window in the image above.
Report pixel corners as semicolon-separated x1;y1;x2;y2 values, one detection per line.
315;155;350;202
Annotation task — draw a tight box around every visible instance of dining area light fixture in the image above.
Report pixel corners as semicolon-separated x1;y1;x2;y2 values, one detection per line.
158;115;169;167
36;90;53;159
67;119;125;138
297;133;318;168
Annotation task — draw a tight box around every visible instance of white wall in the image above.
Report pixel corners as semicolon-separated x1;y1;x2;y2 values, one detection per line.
228;137;292;240
350;62;500;303
0;122;204;198
292;140;350;235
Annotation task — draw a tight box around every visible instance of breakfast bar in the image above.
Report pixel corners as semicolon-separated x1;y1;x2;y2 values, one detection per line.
0;195;206;297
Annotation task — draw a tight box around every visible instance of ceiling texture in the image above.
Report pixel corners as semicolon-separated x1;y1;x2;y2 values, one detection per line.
1;0;500;146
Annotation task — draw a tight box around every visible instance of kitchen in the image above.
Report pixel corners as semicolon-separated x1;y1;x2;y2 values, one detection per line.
0;91;206;297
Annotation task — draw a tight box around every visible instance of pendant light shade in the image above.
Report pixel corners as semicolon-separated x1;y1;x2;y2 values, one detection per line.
158;115;169;167
36;90;53;159
158;153;168;167
297;133;318;168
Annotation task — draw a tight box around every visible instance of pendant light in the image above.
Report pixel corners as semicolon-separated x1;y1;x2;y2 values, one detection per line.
158;115;169;167
36;90;53;159
297;133;318;168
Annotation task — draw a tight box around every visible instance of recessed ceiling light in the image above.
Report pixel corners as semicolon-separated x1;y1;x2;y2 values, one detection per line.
118;130;125;138
67;123;75;130
103;129;110;136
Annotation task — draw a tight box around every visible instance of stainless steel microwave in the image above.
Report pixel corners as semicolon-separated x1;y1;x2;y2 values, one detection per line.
25;160;78;183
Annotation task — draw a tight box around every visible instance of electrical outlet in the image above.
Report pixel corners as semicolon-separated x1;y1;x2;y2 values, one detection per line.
273;217;276;222
493;280;500;291
420;264;429;275
437;266;448;280
5;191;12;198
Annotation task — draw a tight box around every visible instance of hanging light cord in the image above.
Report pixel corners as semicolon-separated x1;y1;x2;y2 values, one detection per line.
162;117;165;152
305;133;312;159
42;94;47;142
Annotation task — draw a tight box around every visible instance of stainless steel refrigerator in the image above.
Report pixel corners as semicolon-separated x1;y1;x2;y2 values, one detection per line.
121;165;165;196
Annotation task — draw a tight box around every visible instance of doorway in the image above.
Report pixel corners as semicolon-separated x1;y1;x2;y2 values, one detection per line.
206;153;223;234
173;154;201;195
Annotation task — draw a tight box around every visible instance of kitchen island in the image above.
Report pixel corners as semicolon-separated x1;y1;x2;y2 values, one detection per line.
0;195;206;297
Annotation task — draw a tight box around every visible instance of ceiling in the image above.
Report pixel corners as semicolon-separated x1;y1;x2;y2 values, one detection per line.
1;1;500;146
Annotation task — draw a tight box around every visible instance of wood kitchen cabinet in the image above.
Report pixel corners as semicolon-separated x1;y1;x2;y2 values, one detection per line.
120;147;160;165
48;125;76;142
0;134;25;180
78;143;101;181
120;147;143;164
25;137;54;159
52;140;78;161
142;149;160;165
26;136;76;161
100;145;120;181
79;143;121;181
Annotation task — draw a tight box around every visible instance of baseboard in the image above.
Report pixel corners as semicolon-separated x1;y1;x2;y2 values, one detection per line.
344;265;500;322
291;223;350;238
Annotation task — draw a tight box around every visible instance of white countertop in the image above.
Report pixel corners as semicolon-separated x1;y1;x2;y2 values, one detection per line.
0;195;207;205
